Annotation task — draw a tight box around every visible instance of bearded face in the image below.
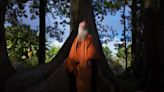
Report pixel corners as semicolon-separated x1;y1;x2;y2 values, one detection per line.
77;21;88;41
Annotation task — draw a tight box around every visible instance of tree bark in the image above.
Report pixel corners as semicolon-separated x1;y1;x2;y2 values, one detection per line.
0;0;15;91
4;28;78;91
39;0;47;65
131;0;144;78
4;0;79;91
131;0;137;74
75;0;120;91
123;0;128;73
143;0;164;91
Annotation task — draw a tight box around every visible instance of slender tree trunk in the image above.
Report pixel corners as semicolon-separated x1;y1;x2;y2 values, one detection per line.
123;1;128;73
39;0;47;64
0;0;15;91
131;0;137;74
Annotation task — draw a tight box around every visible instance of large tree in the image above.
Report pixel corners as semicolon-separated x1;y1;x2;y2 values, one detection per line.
0;0;15;91
4;0;121;92
143;0;164;91
131;0;144;78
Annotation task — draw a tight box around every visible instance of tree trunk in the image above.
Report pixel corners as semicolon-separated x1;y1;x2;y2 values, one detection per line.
143;0;164;91
0;0;15;91
52;0;120;91
4;0;80;91
4;0;120;92
131;0;144;78
123;1;128;73
39;0;47;65
131;0;138;75
75;0;120;91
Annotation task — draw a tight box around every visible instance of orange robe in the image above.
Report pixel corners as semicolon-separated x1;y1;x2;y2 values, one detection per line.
65;34;99;92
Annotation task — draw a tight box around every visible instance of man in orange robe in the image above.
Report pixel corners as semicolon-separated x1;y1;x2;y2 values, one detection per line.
65;20;99;92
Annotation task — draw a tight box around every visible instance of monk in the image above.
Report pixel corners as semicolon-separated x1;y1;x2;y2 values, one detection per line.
65;19;99;92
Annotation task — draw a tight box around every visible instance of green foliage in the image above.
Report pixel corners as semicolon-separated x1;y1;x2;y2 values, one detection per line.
116;44;131;68
102;45;124;74
102;44;132;74
6;25;39;70
93;0;125;16
46;46;60;63
93;0;126;43
46;0;126;43
102;45;112;60
5;0;129;44
5;23;61;70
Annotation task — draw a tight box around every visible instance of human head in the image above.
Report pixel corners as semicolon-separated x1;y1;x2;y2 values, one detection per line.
78;19;88;31
77;19;89;41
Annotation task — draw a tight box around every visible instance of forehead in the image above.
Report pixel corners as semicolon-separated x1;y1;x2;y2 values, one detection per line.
79;21;87;26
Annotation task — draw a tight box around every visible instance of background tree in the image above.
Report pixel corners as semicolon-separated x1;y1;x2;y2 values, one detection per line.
0;0;15;91
122;0;128;73
39;0;47;64
3;0;79;91
131;0;144;78
116;44;131;71
5;25;39;70
143;0;164;91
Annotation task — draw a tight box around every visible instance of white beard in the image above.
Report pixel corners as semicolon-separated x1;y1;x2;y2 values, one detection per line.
77;27;88;41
